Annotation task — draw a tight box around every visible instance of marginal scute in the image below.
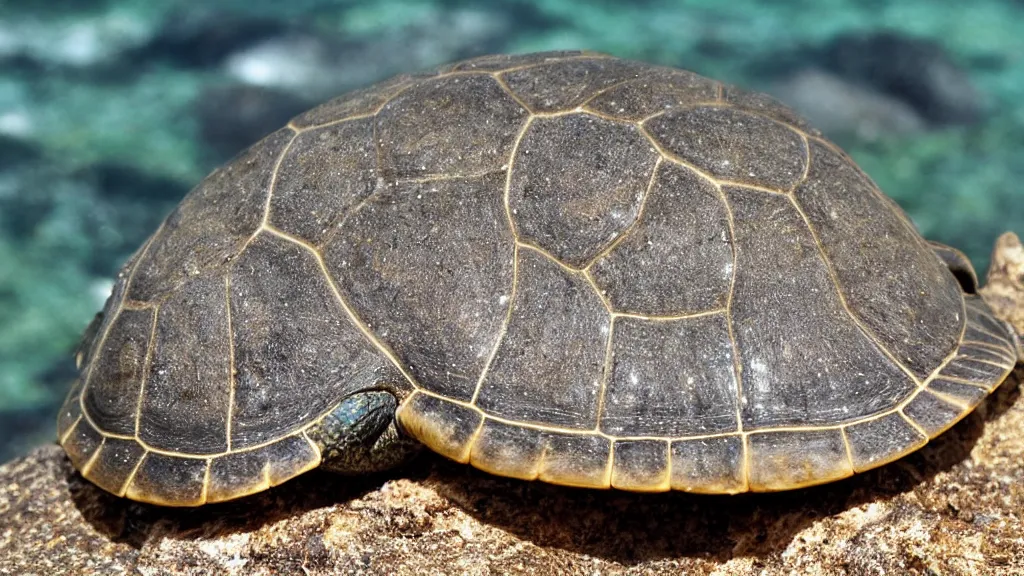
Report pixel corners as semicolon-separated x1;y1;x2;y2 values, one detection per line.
206;434;320;503
537;432;611;488
927;378;988;407
600;314;738;437
645;106;806;190
938;296;1017;390
324;173;514;401
500;57;647;113
956;343;1017;367
670;436;746;493
82;307;155;437
727;188;916;428
269;117;378;245
611;440;670;492
475;249;610;429
138;274;230;455
747;429;853;491
584;67;720;122
396;392;482;464
82;437;146;496
468;419;543;481
844;412;926;472
376;74;529;179
966;295;1016;340
903;391;966;437
125;452;209;507
62;417;103;471
939;351;1014;384
795;140;964;379
228;233;402;449
589;161;733;315
128;128;294;302
56;379;84;441
509;113;658;268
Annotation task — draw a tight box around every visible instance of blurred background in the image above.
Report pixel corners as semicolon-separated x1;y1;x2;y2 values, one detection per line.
0;0;1021;462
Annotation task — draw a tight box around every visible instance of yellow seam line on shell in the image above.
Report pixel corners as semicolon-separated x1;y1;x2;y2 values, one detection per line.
261;224;422;392
224;276;236;452
119;450;148;497
582;156;663;272
198;458;212;505
899;409;930;439
132;305;160;438
470;244;518;406
788;191;924;388
79;225;162;435
612;308;728;322
237;128;299;256
59;414;82;446
592;316;617;432
78;438;105;478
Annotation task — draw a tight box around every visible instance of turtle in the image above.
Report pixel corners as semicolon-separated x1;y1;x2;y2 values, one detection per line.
57;51;1021;507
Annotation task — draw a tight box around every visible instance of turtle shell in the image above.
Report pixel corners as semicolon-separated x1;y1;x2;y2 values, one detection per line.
58;51;1018;506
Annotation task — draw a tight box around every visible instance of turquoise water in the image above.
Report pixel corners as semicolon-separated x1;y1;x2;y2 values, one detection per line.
1;0;1022;460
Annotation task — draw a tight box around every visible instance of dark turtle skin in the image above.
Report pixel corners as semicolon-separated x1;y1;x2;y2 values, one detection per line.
57;51;1020;506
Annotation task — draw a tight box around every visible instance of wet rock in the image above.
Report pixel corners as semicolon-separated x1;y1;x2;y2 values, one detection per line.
770;68;927;141
140;8;288;68
822;31;985;125
195;84;310;164
980;232;1024;340
0;235;1022;575
0;134;41;171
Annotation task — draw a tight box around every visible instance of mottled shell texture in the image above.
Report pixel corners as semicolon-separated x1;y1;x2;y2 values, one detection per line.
58;51;1017;506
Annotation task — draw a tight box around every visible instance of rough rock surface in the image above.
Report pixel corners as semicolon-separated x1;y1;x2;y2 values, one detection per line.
1;235;1022;576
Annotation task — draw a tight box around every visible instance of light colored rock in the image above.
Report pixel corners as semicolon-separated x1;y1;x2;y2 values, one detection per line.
1;234;1021;576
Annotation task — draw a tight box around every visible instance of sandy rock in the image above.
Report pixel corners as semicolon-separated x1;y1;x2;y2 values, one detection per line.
1;235;1022;576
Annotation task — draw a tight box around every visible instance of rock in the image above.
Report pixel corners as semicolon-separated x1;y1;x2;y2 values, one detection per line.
1;235;1022;575
821;32;986;125
769;68;927;141
194;84;310;164
139;8;287;68
980;232;1024;343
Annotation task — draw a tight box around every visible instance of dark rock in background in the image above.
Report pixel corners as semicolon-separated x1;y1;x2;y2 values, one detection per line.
821;31;986;125
769;68;927;141
0;134;41;170
138;8;289;68
196;84;310;163
755;30;986;141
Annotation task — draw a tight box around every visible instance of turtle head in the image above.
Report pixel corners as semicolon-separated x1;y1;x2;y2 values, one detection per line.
306;389;422;475
979;232;1024;363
